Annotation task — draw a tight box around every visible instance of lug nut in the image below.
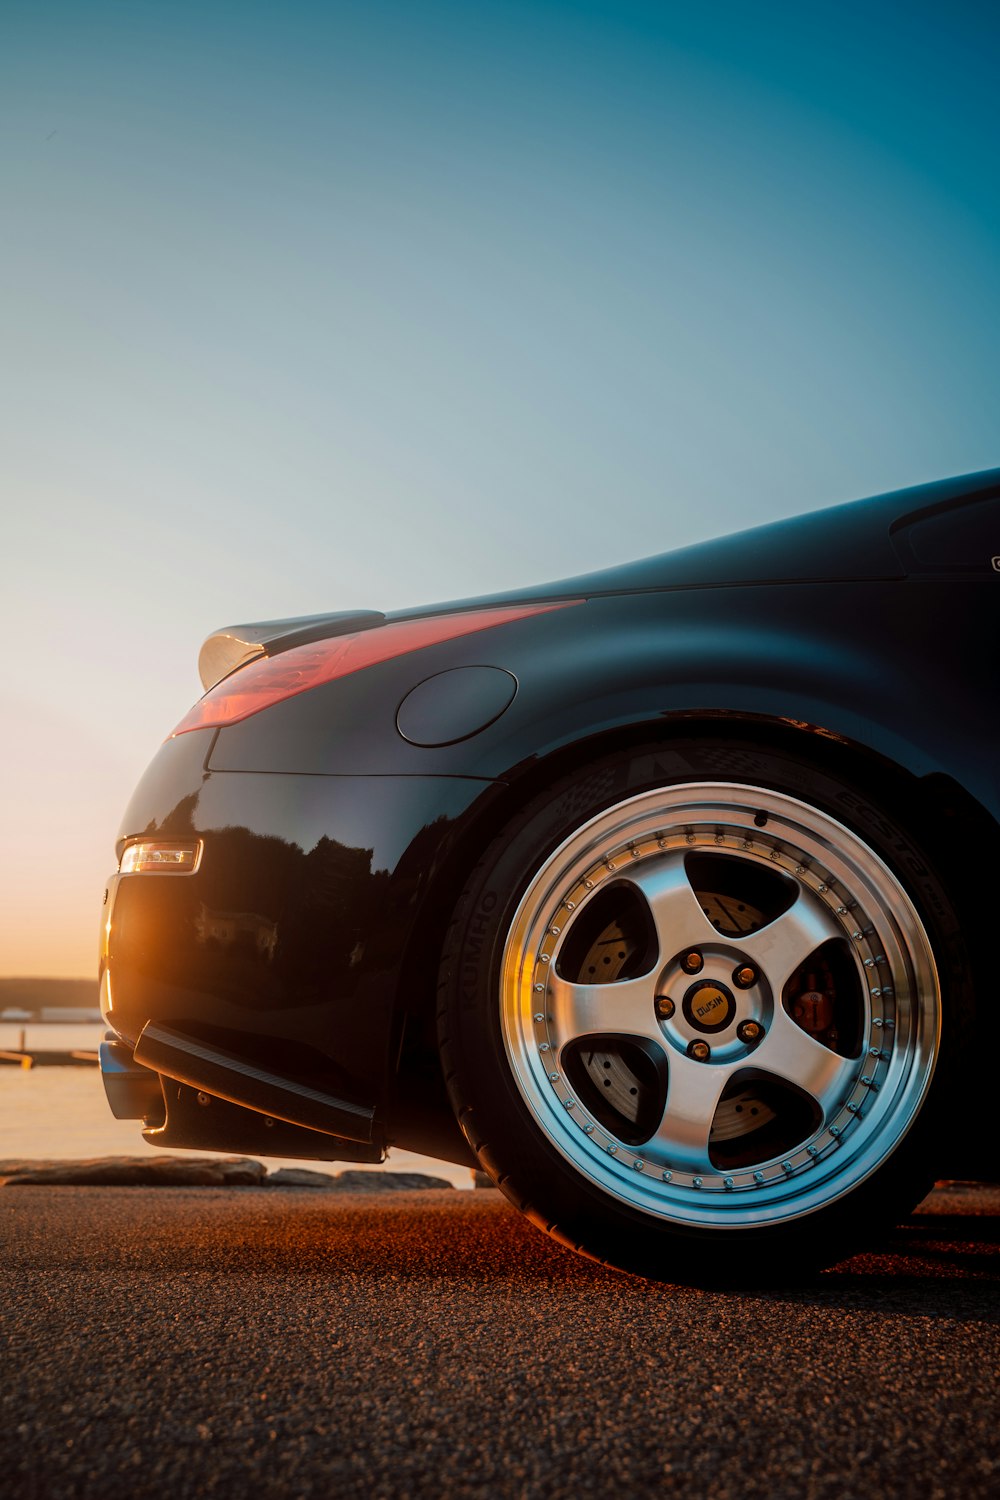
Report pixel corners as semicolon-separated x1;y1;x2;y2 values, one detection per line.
687;1039;711;1062
734;965;757;989
681;951;704;974
737;1020;763;1044
655;994;675;1020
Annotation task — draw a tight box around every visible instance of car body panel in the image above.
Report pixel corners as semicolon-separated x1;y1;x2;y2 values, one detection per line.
100;472;1000;1170
103;758;500;1150
387;468;996;611
205;580;997;818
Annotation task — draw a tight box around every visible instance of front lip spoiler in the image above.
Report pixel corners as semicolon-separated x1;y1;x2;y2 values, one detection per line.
132;1022;377;1144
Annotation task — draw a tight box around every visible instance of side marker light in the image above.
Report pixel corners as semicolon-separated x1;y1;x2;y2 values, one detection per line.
119;841;202;875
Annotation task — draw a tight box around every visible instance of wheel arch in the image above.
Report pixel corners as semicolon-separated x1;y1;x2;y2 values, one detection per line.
391;707;996;1164
447;707;996;931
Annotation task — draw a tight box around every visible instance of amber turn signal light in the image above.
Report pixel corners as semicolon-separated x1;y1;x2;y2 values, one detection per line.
119;840;202;875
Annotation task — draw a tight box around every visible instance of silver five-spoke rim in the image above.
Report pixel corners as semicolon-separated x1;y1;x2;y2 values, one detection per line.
500;783;940;1229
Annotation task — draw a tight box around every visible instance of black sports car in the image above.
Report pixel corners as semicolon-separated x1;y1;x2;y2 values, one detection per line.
99;470;998;1279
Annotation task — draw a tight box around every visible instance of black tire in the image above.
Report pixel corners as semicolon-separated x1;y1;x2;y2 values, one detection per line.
437;739;970;1282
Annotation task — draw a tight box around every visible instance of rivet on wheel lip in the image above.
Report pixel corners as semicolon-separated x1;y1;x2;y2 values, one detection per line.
782;1161;794;1174
633;1160;645;1171
661;1170;672;1182
724;1177;734;1190
753;1171;765;1183
548;1072;559;1081
692;1177;703;1188
533;1013;545;1022
607;1145;618;1155
583;1124;594;1134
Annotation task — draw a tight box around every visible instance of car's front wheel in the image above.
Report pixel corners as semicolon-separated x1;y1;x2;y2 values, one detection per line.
437;740;965;1281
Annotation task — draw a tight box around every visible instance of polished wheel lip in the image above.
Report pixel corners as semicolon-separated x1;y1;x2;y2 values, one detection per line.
499;782;941;1231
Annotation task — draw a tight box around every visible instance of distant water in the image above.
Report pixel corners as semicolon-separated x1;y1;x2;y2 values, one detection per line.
0;1057;474;1187
0;1022;105;1053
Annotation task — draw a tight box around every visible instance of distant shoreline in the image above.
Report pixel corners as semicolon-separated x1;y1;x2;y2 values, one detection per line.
0;978;97;1012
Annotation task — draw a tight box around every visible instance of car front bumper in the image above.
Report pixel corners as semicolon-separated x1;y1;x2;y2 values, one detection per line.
100;729;496;1160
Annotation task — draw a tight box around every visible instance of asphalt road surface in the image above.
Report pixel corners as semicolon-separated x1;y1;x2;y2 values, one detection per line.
2;1183;997;1499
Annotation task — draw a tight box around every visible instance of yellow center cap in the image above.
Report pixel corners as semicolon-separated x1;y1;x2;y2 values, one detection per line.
694;986;728;1025
683;980;736;1034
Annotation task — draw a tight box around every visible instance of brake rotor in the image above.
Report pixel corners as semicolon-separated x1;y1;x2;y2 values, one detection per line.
709;1087;778;1141
579;1048;645;1123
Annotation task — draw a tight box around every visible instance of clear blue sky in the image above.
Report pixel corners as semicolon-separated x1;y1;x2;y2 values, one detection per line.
2;0;997;975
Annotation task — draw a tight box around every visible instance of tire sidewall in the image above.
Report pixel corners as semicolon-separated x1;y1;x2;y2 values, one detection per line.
439;739;969;1278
